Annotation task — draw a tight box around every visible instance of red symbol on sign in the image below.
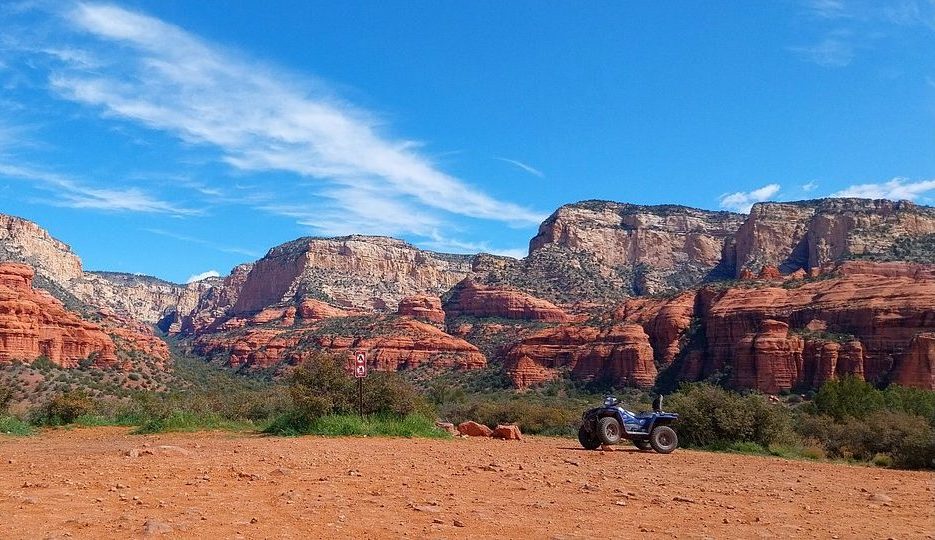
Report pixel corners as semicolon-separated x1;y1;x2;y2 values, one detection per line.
355;352;367;378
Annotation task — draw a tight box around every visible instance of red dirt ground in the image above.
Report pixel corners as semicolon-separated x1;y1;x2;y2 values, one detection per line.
0;427;932;539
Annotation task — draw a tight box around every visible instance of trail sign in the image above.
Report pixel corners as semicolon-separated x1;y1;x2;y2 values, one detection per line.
354;352;367;418
354;352;367;378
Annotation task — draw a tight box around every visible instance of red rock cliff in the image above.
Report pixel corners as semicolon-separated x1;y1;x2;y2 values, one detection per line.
444;280;572;322
0;263;117;367
504;324;656;389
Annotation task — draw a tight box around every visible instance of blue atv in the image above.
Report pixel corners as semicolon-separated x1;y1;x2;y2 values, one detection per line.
578;395;679;453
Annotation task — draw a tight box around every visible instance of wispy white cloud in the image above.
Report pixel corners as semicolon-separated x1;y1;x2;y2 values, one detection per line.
804;0;853;19
718;184;781;213
793;0;935;67
143;228;260;258
830;177;935;199
33;2;544;241
802;181;819;192
790;37;855;67
186;269;220;283
0;161;198;215
495;157;544;178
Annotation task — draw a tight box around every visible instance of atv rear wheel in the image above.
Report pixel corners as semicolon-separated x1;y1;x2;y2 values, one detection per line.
578;425;601;450
597;417;622;445
634;439;652;451
649;425;678;454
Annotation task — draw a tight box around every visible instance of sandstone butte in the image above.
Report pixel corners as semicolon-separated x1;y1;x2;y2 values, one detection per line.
444;279;573;322
506;262;935;392
0;262;117;368
505;323;657;389
396;295;446;326
0;263;170;369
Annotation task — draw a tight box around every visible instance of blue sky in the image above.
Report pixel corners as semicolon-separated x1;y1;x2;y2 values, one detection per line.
1;1;934;283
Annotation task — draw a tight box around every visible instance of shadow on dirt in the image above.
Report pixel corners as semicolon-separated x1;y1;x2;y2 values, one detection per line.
557;447;644;453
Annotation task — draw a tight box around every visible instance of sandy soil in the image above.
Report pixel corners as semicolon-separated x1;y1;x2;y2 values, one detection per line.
0;428;932;539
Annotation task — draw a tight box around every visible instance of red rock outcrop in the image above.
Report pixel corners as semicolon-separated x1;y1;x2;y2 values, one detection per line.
0;263;117;367
729;320;864;394
891;333;934;390
194;316;486;372
838;260;935;280
703;265;935;391
445;280;572;322
502;262;933;391
397;295;445;326
504;324;656;389
97;309;171;367
757;266;782;280
614;291;695;366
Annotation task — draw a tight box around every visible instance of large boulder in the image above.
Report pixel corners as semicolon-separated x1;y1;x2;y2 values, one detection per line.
492;424;523;441
457;421;493;437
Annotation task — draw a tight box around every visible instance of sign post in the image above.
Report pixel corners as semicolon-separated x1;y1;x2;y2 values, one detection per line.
354;352;367;418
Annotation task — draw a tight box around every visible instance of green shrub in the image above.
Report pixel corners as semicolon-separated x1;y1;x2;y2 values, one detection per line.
797;410;935;469
872;453;894;468
0;382;14;414
31;356;55;371
0;415;33;436
813;376;884;421
667;383;793;448
41;390;96;425
361;371;433;417
882;385;935;425
282;352;432;433
289;353;355;422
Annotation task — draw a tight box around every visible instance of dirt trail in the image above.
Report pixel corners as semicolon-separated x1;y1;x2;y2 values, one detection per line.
0;428;932;539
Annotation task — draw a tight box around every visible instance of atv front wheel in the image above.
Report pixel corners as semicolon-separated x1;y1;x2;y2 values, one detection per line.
649;425;678;454
634;439;652;451
578;425;601;450
597;417;622;445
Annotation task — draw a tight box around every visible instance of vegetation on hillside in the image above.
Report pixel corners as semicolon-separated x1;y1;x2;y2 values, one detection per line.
2;345;933;471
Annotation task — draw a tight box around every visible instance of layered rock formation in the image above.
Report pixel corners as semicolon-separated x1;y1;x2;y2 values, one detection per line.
444;280;572;322
505;262;934;391
0;215;83;285
397;295;446;326
231;236;473;314
0;263;116;367
505;324;657;389
728;199;935;276
527;201;745;295
194;315;486;372
69;272;209;326
3;199;932;392
892;333;935;390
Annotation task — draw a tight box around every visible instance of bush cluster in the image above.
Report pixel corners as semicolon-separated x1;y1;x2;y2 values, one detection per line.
667;383;793;448
40;390;96;425
289;352;431;419
268;352;435;435
665;379;935;470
